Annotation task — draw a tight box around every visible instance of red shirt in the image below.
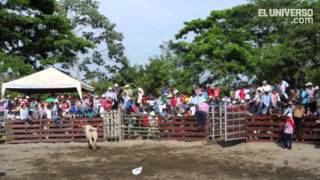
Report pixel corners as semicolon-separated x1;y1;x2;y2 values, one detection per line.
170;97;177;107
239;89;245;99
214;87;220;97
208;88;214;97
142;116;149;127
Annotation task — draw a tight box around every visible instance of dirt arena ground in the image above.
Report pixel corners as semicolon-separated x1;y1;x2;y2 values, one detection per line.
0;141;320;180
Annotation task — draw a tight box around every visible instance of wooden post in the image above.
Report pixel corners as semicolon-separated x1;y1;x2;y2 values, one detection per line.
118;109;122;141
103;113;106;140
39;118;42;142
71;119;74;142
212;106;215;140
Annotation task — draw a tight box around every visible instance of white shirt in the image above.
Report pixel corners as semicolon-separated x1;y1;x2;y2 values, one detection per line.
262;85;272;93
281;80;289;93
244;89;251;100
45;108;52;119
190;106;196;116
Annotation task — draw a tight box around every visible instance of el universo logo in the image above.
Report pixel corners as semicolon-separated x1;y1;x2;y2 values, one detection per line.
258;8;313;24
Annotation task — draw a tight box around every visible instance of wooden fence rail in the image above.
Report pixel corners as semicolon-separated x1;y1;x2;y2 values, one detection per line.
246;115;320;143
159;116;207;141
2;111;320;144
6;118;104;144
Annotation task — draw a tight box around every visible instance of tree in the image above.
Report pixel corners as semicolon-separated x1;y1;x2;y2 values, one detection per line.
171;0;320;87
57;0;127;82
171;4;256;87
0;0;93;81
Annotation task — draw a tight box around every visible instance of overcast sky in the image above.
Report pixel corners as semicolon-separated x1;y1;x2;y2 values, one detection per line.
99;0;248;65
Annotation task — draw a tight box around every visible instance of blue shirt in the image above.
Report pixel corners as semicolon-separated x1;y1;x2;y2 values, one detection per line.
20;108;29;120
262;94;271;106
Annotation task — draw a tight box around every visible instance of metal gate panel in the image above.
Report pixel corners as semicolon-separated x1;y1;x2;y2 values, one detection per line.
224;105;246;142
207;104;247;142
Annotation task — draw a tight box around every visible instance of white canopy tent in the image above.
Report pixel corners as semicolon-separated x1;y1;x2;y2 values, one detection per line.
1;67;94;100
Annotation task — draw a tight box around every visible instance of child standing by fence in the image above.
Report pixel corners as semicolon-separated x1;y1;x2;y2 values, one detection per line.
283;113;295;150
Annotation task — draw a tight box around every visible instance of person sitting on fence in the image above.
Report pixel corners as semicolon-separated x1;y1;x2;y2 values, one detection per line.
52;105;62;127
125;98;134;114
142;111;149;127
32;105;40;120
38;103;46;120
283;101;294;116
20;104;32;128
283;113;295;150
197;101;209;129
270;89;281;113
45;104;53;120
148;111;157;127
189;103;196;116
100;95;113;112
69;102;78;118
61;101;69;118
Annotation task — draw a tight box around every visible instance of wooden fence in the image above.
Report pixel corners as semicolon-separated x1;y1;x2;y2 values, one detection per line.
159;116;207;141
6;118;104;144
2;110;320;144
246;115;320;143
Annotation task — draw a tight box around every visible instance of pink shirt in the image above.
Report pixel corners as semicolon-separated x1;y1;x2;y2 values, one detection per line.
284;117;294;134
198;102;209;112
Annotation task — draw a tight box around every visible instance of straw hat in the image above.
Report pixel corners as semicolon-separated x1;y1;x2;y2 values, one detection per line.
149;111;155;116
306;82;313;86
124;84;130;88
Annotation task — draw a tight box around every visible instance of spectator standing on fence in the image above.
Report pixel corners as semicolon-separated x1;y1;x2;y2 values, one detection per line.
261;91;271;115
283;113;295;150
261;80;272;93
305;82;317;114
123;84;133;98
197;101;209;128
137;87;144;107
105;87;114;99
213;84;221;103
113;83;121;109
207;85;214;101
271;89;281;111
279;79;289;99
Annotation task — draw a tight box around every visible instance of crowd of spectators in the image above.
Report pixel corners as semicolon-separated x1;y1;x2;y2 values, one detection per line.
1;79;320;129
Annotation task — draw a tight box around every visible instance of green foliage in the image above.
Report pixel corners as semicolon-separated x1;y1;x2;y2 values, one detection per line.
170;0;320;88
57;0;127;81
0;0;93;82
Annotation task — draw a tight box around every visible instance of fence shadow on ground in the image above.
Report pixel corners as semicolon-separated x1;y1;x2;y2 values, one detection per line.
216;139;245;147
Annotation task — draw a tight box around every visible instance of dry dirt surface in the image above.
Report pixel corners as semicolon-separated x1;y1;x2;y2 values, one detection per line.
0;141;320;180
